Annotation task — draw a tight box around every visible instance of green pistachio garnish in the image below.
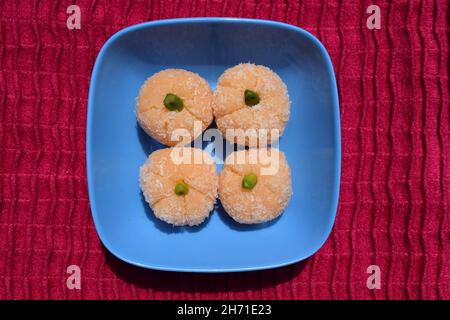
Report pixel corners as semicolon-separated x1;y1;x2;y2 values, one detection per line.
174;180;189;196
242;173;258;190
164;93;184;112
244;89;260;106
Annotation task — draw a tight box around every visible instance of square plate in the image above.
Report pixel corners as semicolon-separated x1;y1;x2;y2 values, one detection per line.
87;18;340;272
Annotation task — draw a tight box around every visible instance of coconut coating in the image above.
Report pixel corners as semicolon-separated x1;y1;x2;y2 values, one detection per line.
140;148;218;226
219;148;292;224
136;69;213;146
213;63;290;147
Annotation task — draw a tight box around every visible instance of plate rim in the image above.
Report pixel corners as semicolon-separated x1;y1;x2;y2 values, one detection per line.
86;17;341;273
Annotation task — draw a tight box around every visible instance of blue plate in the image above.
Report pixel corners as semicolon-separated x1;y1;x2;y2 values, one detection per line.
87;18;340;272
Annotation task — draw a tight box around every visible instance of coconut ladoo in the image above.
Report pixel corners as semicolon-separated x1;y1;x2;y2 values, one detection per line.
219;148;292;224
213;63;290;147
136;69;213;146
140;147;218;226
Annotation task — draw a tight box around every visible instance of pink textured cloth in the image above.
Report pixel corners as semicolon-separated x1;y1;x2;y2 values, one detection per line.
0;0;448;299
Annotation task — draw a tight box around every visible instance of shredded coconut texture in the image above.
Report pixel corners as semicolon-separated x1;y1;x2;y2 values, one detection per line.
219;148;293;224
136;69;213;146
213;63;291;147
140;148;218;226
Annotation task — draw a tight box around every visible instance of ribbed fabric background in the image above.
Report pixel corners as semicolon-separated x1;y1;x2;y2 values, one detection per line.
0;0;449;300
